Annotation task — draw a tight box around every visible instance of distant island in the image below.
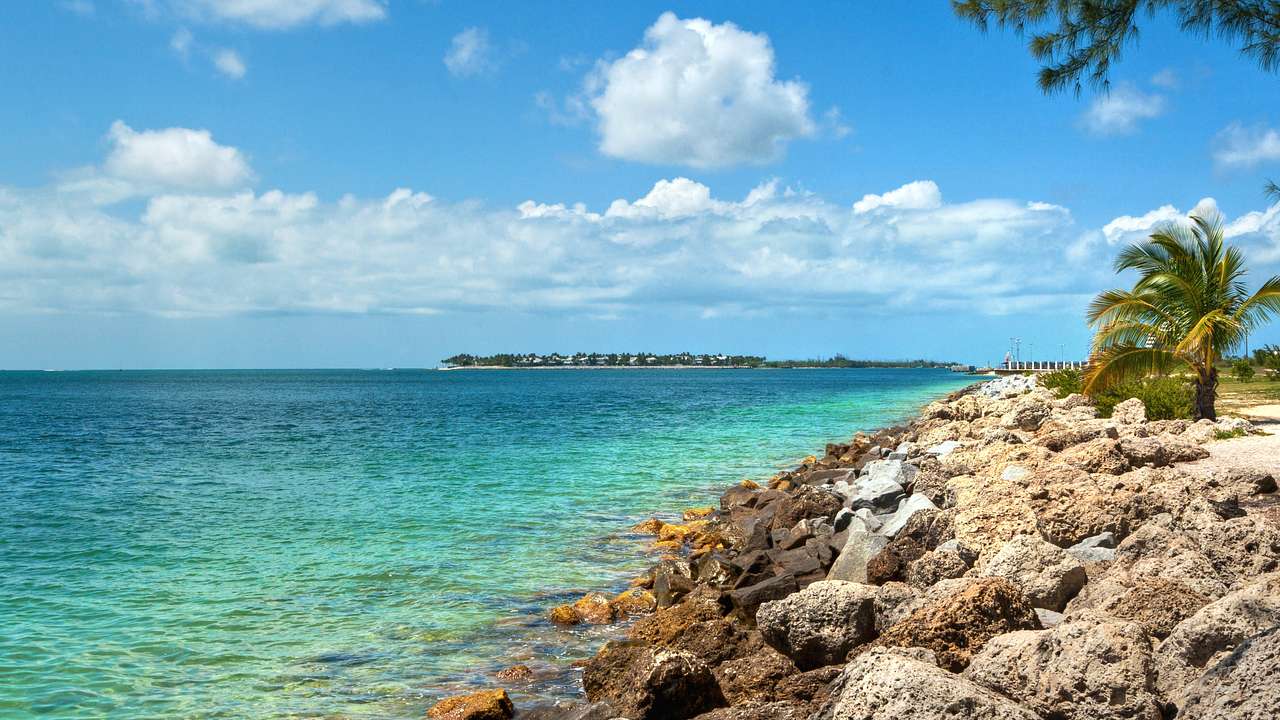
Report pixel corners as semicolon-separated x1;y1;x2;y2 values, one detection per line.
440;352;962;369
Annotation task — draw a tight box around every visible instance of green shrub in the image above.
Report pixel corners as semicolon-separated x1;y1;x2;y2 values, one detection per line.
1214;428;1248;440
1040;368;1084;398
1093;376;1194;420
1232;359;1255;383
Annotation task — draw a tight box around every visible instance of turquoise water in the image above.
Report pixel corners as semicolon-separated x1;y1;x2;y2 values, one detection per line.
0;368;974;718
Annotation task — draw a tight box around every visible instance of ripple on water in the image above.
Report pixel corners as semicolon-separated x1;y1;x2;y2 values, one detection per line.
0;368;974;718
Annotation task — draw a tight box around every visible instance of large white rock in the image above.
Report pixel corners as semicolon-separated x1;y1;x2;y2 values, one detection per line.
819;647;1040;719
964;616;1161;720
757;580;877;670
978;534;1087;611
878;494;939;538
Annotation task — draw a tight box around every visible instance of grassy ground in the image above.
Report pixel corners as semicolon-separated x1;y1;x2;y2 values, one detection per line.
1217;372;1280;414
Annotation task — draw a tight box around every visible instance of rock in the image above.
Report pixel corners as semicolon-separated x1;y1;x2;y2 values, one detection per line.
871;577;1041;671
770;485;842;531
611;588;658;618
963;617;1161;720
1177;625;1280;720
1058;392;1091;409
690;702;809;720
1067;531;1118;564
583;644;725;720
711;646;798;706
926;439;961;457
978;534;1087;611
571;592;616;624
878;494;941;538
825;531;888;584
905;548;971;589
845;474;905;513
1154;573;1280;701
1211;467;1277;496
549;603;581;625
720;484;759;510
1059;438;1131;475
516;702;616;720
1117;435;1209;467
1001;397;1051;431
629;586;725;647
757;581;877;670
816;647;1040;720
494;664;533;682
427;689;514;720
633;517;666;534
1035;608;1064;627
1035;424;1118;451
1113;397;1147;424
1073;576;1210;639
653;560;696;608
729;574;798;616
1215;416;1255;435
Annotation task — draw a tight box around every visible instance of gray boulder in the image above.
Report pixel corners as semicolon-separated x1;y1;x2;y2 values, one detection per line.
826;531;889;584
963;617;1161;720
757;580;877;670
816;647;1039;720
878;494;939;538
1178;625;1280;720
978;534;1087;611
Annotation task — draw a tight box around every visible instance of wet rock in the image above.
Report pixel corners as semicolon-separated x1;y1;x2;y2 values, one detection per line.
633;517;666;534
571;592;616;625
1112;397;1146;424
494;664;533;682
757;580;877;669
1154;573;1280;701
1177;625;1280;720
427;689;514;720
871;577;1041;671
816;647;1040;720
825;531;888;584
611;588;658;618
582;643;725;720
548;603;580;625
978;534;1087;611
963;617;1161;720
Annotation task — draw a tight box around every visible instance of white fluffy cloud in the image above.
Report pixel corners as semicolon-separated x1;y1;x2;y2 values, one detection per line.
213;48;247;79
1080;85;1166;136
853;180;942;214
444;27;496;78
1213;122;1280;169
1101;197;1221;245
101;121;253;191
11;136;1280;321
175;0;386;29
584;12;816;168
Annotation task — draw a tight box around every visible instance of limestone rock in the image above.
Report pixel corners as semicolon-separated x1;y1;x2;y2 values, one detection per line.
978;534;1087;611
871;577;1041;671
1177;625;1280;720
757;580;877;670
816;647;1040;720
1155;573;1280;701
906;547;972;589
427;689;514;720
582;644;726;720
1117;434;1209;467
1059;438;1131;475
1001;396;1051;431
1112;397;1146;424
963;617;1160;720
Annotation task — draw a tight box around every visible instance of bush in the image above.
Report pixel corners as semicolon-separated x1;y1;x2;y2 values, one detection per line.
1232;359;1255;383
1040;368;1084;398
1093;376;1194;420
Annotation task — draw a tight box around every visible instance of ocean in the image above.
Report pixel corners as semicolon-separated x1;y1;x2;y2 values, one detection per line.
0;368;976;718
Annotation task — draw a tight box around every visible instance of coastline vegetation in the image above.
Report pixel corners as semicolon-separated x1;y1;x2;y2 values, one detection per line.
1083;213;1280;420
441;352;959;369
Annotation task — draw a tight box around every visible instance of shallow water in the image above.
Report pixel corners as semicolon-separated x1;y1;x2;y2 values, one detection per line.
0;368;975;718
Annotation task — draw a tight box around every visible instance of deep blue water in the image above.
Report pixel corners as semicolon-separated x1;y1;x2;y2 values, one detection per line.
0;368;975;718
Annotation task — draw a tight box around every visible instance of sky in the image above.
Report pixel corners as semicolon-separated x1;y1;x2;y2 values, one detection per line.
2;0;1280;368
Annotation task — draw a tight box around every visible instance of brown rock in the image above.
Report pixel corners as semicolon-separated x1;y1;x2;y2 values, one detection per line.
572;592;616;625
769;485;842;532
494;664;533;683
548;604;579;625
683;506;715;521
871;577;1042;671
1080;576;1210;639
712;645;798;705
427;689;514;720
1059;438;1131;475
633;517;666;534
582;643;726;720
611;588;657;618
906;548;971;589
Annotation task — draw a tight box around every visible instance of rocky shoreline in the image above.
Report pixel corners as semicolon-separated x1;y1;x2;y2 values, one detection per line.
430;375;1280;720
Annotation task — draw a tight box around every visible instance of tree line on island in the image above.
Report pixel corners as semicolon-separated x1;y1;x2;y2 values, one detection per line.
441;352;960;369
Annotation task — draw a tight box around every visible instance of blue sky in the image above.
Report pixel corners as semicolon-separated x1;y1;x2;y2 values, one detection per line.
2;0;1279;368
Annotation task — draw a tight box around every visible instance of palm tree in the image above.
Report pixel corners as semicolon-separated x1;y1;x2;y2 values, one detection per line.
1085;213;1280;420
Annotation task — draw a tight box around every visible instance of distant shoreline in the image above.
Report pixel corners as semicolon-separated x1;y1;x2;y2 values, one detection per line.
435;365;954;371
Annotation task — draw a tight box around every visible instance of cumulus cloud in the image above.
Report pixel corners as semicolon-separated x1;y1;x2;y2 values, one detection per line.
1100;197;1222;245
174;0;386;29
1080;84;1166;136
1212;122;1280;170
853;180;942;214
444;27;496;77
12;134;1280;321
213;48;247;79
1150;68;1179;89
101;121;253;192
584;12;816;168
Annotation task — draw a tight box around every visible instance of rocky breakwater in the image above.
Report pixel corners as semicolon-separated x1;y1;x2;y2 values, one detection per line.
431;375;1280;720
